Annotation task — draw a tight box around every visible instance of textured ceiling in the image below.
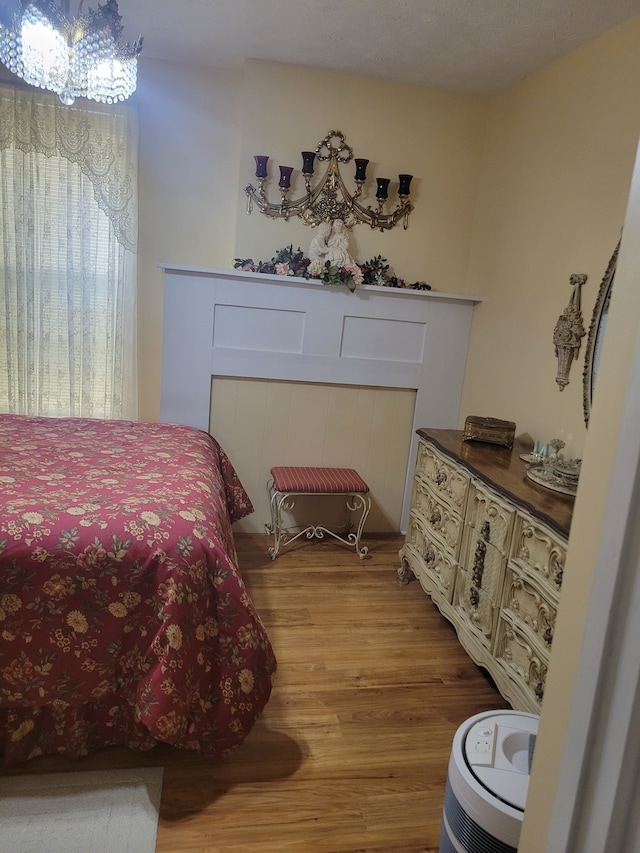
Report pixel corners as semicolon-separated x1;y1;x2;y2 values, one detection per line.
0;0;638;94
115;0;639;94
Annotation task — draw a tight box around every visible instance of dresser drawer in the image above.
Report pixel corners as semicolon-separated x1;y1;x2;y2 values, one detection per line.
502;565;557;650
414;440;470;513
404;513;457;601
494;611;549;709
453;539;505;646
458;528;507;605
452;582;498;649
409;477;464;557
466;480;515;555
509;512;566;597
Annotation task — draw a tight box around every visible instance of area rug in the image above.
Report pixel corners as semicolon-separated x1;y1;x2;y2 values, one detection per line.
0;766;164;853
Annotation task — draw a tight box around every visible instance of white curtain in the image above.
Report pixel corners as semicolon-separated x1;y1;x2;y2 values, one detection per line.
0;83;138;420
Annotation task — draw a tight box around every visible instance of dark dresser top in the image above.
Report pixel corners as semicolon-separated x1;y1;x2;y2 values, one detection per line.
417;428;574;538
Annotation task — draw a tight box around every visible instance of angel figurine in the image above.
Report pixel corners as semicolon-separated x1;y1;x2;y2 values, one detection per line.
307;221;331;266
326;219;355;267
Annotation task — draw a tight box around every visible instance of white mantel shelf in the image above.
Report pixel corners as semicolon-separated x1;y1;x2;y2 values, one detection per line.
159;264;482;530
159;262;482;304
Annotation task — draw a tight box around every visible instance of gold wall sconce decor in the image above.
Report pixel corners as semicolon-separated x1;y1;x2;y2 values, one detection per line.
244;130;414;232
554;273;587;391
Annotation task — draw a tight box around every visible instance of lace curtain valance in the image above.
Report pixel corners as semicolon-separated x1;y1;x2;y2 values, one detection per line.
0;81;138;419
0;83;138;251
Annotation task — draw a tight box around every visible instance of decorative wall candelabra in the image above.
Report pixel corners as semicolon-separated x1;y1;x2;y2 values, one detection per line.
244;130;414;231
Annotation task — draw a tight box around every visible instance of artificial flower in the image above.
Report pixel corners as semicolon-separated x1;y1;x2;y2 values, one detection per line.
233;244;431;292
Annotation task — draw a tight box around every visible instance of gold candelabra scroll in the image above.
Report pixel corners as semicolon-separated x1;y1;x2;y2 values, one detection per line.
554;273;587;390
244;130;414;232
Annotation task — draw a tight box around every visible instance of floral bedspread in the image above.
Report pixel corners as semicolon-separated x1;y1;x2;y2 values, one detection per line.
0;415;276;765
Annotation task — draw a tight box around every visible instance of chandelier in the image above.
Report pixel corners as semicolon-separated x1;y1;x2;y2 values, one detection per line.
245;130;414;231
0;0;143;105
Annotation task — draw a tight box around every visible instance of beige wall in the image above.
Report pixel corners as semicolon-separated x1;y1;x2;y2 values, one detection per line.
136;58;490;532
235;60;488;289
137;19;640;457
460;16;640;461
227;61;489;533
210;379;416;534
519;129;640;853
135;59;243;422
135;20;640;525
136;58;489;427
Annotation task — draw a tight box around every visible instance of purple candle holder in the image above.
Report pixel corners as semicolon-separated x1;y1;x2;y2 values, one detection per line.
278;166;294;189
254;155;269;178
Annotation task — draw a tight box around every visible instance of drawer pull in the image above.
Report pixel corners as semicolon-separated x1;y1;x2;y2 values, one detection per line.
423;547;436;565
470;538;486;607
553;558;564;588
471;539;486;586
429;509;441;526
435;470;447;486
535;680;545;701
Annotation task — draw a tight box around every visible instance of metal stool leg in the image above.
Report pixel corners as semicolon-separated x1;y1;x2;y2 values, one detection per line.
347;492;371;559
265;478;289;560
265;486;370;559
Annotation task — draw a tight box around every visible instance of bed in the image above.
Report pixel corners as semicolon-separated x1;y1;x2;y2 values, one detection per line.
0;414;276;766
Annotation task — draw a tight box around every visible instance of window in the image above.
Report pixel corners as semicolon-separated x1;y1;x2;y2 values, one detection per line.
0;83;138;419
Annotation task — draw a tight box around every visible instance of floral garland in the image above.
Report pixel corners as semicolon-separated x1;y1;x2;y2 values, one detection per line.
233;245;431;293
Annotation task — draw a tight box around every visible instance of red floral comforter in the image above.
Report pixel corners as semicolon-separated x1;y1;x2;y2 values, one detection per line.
0;415;276;765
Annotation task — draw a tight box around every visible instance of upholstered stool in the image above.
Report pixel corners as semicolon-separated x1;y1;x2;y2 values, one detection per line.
266;466;371;559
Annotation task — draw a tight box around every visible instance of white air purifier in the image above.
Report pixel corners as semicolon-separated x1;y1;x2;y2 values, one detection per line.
439;710;539;852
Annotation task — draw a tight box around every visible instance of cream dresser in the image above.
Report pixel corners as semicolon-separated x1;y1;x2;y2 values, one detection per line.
399;428;574;712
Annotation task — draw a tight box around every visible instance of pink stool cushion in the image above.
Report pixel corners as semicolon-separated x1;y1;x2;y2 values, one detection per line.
271;466;369;494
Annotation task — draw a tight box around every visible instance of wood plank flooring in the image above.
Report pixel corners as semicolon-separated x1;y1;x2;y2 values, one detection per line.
1;534;509;852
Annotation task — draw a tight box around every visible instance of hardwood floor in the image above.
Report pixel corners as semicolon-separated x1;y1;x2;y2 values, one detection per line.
1;533;509;852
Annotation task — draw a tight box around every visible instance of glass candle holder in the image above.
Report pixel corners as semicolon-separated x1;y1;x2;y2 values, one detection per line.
301;151;316;174
376;178;390;200
278;166;294;188
254;155;269;178
354;158;369;182
398;174;413;196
